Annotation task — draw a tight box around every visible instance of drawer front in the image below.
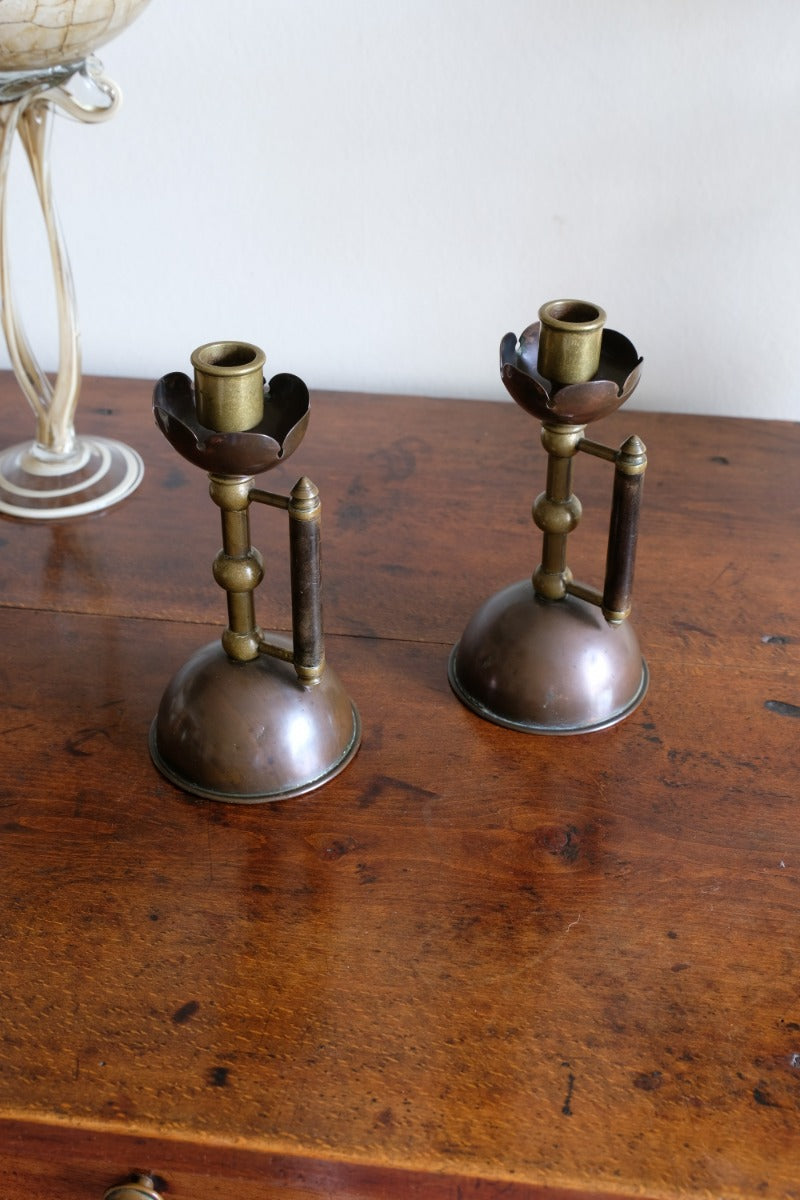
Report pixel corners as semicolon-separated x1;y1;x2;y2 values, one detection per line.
1;1119;626;1200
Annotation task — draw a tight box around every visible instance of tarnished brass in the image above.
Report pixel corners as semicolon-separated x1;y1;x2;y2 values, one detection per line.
449;301;649;734
500;317;641;425
104;1176;164;1200
191;340;266;432
537;299;606;385
602;434;647;623
149;341;360;802
209;473;264;663
532;424;584;602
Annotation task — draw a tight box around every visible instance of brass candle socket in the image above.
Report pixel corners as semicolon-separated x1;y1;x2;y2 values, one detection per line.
149;341;360;802
449;301;649;735
191;340;266;432
536;299;606;385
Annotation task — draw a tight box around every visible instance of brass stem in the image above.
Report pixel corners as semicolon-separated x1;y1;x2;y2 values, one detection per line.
221;506;251;558
532;425;584;600
208;474;263;662
539;454;573;577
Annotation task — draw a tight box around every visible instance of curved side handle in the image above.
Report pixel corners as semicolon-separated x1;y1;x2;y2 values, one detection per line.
603;435;647;624
289;476;325;684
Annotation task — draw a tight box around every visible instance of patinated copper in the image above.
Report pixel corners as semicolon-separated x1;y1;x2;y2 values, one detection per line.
499;322;642;425
450;299;649;735
149;341;360;803
152;368;309;475
450;582;647;734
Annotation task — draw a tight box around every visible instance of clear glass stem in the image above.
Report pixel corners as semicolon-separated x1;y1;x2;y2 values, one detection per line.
0;61;119;458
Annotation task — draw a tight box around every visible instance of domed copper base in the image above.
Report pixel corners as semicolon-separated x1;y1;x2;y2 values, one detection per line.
150;638;360;802
449;581;647;734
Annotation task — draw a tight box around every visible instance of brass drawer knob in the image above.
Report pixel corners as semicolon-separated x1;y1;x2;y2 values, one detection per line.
104;1175;164;1200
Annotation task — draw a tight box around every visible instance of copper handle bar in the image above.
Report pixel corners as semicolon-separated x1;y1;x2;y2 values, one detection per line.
250;478;325;684
578;434;647;624
288;476;325;684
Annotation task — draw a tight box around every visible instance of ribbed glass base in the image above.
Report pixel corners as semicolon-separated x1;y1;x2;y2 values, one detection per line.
0;435;143;519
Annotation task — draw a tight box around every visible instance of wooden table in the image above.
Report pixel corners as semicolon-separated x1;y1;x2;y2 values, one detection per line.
0;373;798;1199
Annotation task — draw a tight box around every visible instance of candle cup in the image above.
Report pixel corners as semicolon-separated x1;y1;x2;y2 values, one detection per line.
191;341;266;433
537;299;606;385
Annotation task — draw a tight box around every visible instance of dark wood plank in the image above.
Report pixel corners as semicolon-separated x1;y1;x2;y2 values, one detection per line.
0;594;798;1198
0;1119;637;1200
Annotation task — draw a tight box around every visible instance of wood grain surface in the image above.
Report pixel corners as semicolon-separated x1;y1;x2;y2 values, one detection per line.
0;373;798;1199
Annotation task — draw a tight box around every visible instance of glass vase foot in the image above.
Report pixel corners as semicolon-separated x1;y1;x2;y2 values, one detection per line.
0;434;143;519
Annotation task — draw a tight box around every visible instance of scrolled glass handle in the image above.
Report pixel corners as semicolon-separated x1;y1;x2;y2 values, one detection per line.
48;56;121;124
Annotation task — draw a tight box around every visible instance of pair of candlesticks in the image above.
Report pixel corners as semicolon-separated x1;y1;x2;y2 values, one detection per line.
149;300;648;803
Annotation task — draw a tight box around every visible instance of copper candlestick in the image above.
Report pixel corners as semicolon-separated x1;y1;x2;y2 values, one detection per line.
149;341;360;802
449;300;648;734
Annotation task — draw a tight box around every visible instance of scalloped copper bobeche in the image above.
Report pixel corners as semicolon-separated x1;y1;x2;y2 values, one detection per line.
500;322;642;425
153;371;310;476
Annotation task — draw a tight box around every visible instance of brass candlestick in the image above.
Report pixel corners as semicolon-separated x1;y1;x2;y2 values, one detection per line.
449;300;648;734
149;341;360;802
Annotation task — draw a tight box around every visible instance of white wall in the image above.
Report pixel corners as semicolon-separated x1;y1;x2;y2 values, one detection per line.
3;0;800;418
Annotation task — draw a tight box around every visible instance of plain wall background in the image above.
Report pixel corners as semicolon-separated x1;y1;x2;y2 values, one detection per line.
3;0;799;418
